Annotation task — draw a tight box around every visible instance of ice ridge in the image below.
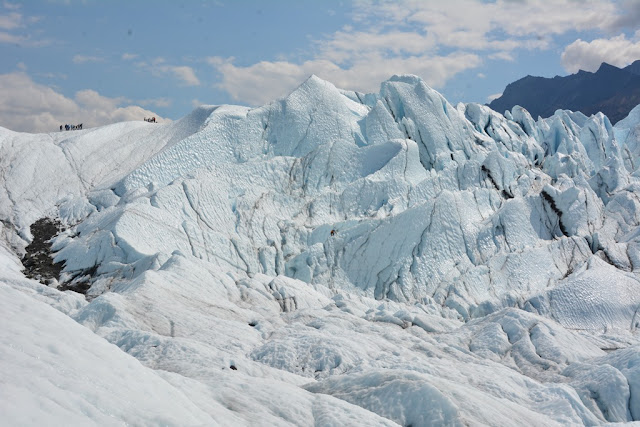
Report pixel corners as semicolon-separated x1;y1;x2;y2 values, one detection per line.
3;74;640;425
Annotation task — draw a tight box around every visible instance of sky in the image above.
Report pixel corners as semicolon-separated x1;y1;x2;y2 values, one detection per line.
1;0;640;133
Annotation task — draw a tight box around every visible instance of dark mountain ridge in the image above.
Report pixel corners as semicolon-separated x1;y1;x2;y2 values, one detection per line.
488;60;640;124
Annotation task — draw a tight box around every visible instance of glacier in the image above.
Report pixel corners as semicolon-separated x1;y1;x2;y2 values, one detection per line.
3;74;640;425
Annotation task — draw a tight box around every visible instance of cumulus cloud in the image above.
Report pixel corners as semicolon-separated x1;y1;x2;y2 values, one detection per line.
206;0;638;106
487;92;503;102
353;0;623;49
0;3;48;47
318;29;436;63
387;0;636;36
137;58;200;86
605;0;640;32
209;52;481;105
0;72;166;133
489;51;515;62
561;34;640;73
167;66;200;86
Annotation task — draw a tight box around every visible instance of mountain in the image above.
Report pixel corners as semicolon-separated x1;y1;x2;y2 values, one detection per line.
3;75;640;425
625;59;640;76
489;60;640;124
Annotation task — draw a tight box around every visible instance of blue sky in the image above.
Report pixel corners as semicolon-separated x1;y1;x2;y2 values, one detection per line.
2;0;640;132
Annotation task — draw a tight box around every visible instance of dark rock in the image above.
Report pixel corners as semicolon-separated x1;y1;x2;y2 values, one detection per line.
22;218;65;284
489;61;640;124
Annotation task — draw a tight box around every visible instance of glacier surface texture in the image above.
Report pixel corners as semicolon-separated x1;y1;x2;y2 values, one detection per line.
4;75;640;425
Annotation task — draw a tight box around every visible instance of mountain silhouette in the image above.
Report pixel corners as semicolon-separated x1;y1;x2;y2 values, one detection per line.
489;60;640;124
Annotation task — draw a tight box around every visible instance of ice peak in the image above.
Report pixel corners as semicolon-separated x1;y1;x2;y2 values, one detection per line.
388;74;424;85
290;74;338;96
4;73;640;426
305;73;328;84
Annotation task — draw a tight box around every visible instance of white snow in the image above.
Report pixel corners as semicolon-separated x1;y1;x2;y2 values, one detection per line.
0;284;215;426
3;74;640;425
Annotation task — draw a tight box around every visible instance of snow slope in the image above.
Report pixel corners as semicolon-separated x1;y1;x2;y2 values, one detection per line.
3;75;640;425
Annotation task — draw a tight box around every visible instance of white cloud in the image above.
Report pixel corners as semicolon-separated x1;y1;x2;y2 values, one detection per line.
0;31;51;47
16;61;26;71
198;0;640;108
477;72;486;79
489;51;515;62
210;52;481;106
605;0;640;32
138;59;200;86
0;12;21;30
318;29;436;63
349;0;626;53
0;30;49;47
3;2;21;10
0;4;48;47
561;34;640;73
487;92;503;102
206;56;230;67
75;89;122;111
72;54;105;64
168;66;200;86
205;0;640;106
360;0;627;41
0;72;167;133
0;31;21;43
121;53;138;61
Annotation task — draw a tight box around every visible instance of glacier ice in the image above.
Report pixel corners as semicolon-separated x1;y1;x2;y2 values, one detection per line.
3;74;640;425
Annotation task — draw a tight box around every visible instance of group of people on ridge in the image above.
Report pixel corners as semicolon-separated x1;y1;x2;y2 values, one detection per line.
58;117;156;132
60;123;82;131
